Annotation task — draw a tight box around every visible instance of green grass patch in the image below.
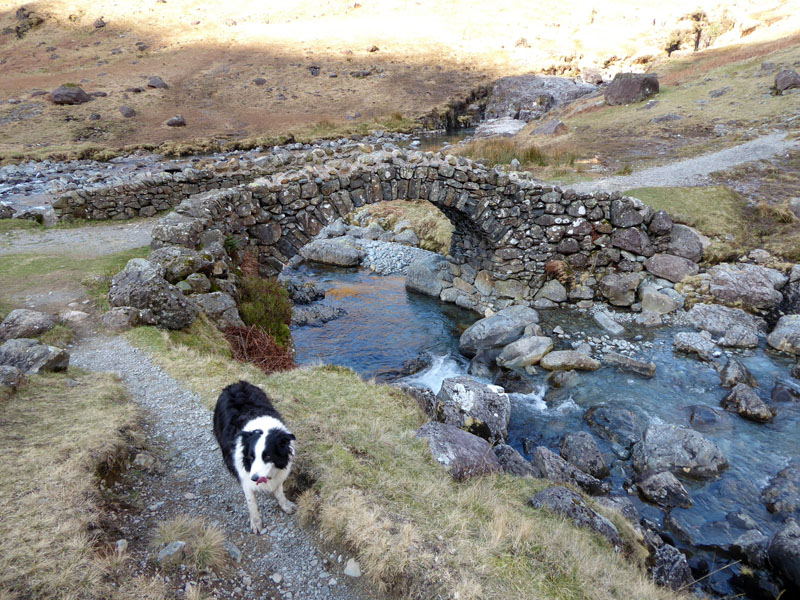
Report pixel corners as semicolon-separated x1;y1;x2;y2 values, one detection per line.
38;323;75;347
125;327;682;600
0;219;43;233
236;275;292;348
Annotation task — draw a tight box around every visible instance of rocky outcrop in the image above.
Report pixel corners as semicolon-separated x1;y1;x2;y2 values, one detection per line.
0;338;69;374
767;315;800;355
558;431;609;479
707;263;786;311
149;246;216;283
434;377;510;444
415;422;503;480
483;75;596;122
458;305;539;357
0;309;57;342
775;69;800;93
190;292;245;330
532;446;609;495
687;303;765;348
529;486;621;548
632;423;728;479
650;544;692;591
604;73;659;105
721;384;775;423
108;259;197;330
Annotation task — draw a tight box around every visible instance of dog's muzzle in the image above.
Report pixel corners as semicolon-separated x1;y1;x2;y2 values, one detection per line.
251;475;270;484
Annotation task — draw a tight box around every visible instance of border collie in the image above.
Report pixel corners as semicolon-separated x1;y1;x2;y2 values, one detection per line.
213;381;297;534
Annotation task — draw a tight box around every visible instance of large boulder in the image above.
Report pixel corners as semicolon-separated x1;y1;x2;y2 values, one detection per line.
493;444;536;477
559;432;610;479
584;405;646;455
632;423;727;479
148;246;215;283
299;238;365;267
50;84;91;105
635;471;692;508
415;422;502;481
435;377;510;444
611;228;653;256
609;197;644;228
650;544;692;591
718;357;757;388
604;73;659;106
762;463;800;517
721;384;775;423
540;351;601;371
529;486;621;548
496;336;553;369
405;254;447;297
640;290;679;315
532;446;609;495
667;224;704;262
687;303;765;348
0;338;69;374
767;521;800;589
707;263;786;311
0;309;57;342
767;315;800;355
458;305;539;358
108;259;197;330
775;69;800;92
598;272;644;306
644;253;699;283
190;293;245;330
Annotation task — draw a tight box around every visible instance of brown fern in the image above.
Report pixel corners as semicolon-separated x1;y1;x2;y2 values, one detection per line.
544;260;572;288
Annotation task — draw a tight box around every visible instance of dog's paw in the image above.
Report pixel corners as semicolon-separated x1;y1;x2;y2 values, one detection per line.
279;500;297;515
250;517;263;534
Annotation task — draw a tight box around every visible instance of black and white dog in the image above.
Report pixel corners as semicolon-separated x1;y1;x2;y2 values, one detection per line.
213;381;297;534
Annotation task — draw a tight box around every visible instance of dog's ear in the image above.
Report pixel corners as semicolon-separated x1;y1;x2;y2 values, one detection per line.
287;433;296;442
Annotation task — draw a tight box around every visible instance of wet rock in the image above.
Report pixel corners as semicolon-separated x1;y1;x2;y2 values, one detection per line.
687;303;765;347
539;351;599;371
281;277;326;304
772;381;800;403
435;377;510;444
190;292;244;330
636;471;692;508
467;347;500;378
605;73;659;105
458;305;539;358
300;238;365;267
529;486;621;548
493;369;534;394
156;541;186;567
559;431;609;479
50;84;91;105
598;272;644;307
148;246;214;283
415;422;503;481
732;530;769;569
721;384;775;423
0;309;57;342
718;357;757;388
102;306;140;331
667;224;704;262
0;338;69;374
632;423;727;479
650;544;692;591
775;69;800;92
708;263;785;311
0;365;26;397
585;405;646;453
532;446;609;495
593;310;625;335
767;520;800;588
762;463;800;517
291;304;346;327
548;369;578;389
767;314;800;355
602;351;656;377
644;253;698;283
496;335;553;369
686;405;730;432
108;259;197;330
493;443;536;477
673;330;719;362
166;114;186;127
147;75;168;89
405;254;447;297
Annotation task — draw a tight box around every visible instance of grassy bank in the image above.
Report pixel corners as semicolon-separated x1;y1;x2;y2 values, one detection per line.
0;371;164;599
126;323;682;600
349;199;454;254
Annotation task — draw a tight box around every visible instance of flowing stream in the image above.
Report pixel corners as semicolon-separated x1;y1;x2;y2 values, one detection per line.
291;264;800;598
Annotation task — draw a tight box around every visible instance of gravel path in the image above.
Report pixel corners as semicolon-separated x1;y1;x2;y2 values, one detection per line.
0;218;155;256
72;335;373;600
568;132;799;193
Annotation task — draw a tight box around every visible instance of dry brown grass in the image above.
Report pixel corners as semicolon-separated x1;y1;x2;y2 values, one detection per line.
224;324;296;375
0;371;160;600
125;325;685;600
151;515;227;572
351;199;454;254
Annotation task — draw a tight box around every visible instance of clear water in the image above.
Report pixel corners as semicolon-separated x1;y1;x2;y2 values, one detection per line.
401;128;476;153
292;266;800;597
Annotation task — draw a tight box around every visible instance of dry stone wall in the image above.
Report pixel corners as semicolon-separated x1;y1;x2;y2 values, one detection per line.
149;145;696;313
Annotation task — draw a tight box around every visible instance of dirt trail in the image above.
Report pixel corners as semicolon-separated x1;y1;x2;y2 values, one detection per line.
71;335;373;600
566;132;799;193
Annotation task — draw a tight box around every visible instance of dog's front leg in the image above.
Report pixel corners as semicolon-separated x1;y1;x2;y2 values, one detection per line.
242;485;263;533
273;482;297;514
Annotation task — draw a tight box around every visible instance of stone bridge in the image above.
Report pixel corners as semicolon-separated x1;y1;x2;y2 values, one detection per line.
144;144;700;312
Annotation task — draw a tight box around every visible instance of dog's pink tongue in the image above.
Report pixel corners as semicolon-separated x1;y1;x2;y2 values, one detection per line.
257;477;269;485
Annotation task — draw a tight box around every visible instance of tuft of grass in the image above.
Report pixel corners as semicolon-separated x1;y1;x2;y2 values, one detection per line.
456;138;552;168
38;323;75;347
151;515;227;572
0;372;147;600
168;314;232;358
351;199;453;254
126;329;684;600
236;275;292;349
